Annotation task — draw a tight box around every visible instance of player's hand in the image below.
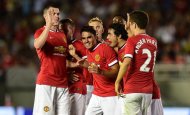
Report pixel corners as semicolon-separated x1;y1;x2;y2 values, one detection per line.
77;58;88;68
115;81;124;98
68;71;80;83
69;44;76;57
88;63;101;74
45;8;54;27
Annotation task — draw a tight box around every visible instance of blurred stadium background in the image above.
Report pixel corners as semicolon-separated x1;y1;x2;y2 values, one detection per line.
0;0;190;115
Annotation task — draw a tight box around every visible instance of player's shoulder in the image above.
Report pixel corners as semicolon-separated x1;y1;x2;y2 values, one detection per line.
72;39;84;48
72;39;83;45
35;26;45;33
34;26;45;38
99;43;115;52
99;42;111;48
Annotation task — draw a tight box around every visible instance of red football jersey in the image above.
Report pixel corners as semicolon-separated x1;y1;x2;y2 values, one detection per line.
34;26;68;88
118;43;126;64
68;39;87;94
123;34;157;94
87;43;118;97
118;43;126;91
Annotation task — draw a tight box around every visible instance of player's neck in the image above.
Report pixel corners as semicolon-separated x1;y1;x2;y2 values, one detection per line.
118;40;126;50
50;25;58;32
134;29;146;36
89;42;99;51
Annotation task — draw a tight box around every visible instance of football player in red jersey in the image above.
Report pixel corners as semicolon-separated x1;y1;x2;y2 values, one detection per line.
115;10;158;115
33;4;70;115
84;17;105;106
59;18;87;115
106;23;128;115
125;12;163;115
79;26;120;115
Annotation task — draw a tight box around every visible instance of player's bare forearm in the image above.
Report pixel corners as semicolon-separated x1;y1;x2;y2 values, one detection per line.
73;54;82;61
66;60;79;68
100;63;119;78
77;59;89;68
115;58;131;83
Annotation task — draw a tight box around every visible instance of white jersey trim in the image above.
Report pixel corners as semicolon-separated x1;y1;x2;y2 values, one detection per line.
108;60;118;67
82;56;87;59
124;54;133;58
92;43;101;51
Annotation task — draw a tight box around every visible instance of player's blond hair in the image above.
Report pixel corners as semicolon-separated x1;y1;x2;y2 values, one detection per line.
88;17;103;25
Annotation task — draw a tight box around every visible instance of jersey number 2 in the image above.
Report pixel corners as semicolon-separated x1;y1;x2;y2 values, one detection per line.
140;49;156;72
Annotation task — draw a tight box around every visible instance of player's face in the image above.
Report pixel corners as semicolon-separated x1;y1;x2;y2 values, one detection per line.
125;14;133;37
88;21;104;40
106;28;118;48
81;32;97;50
48;7;60;26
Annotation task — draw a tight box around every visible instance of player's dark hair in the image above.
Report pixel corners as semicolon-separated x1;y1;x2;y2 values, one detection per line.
108;23;128;40
43;1;60;14
60;18;75;34
129;10;149;29
60;18;75;27
81;26;96;36
112;15;125;25
122;13;128;22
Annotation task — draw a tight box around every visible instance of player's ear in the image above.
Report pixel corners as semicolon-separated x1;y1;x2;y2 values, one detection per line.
134;23;137;29
118;35;121;39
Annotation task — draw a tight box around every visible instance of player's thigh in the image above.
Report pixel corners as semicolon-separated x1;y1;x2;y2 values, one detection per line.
122;93;142;115
101;96;122;115
141;94;152;115
56;87;71;115
70;93;86;115
86;85;94;106
33;85;56;115
151;98;164;115
85;94;103;115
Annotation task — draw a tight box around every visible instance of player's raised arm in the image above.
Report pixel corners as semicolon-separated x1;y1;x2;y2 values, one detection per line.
34;8;54;49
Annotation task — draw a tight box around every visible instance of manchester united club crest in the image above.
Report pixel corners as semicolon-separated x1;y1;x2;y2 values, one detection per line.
95;54;100;62
44;106;50;112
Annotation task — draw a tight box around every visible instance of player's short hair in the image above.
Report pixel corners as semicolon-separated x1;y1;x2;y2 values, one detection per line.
59;18;75;34
108;23;128;40
60;18;75;27
88;17;103;25
81;26;96;36
112;15;125;25
129;10;149;29
43;2;60;14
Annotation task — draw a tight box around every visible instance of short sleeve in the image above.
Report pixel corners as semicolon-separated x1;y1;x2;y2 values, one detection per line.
124;37;135;58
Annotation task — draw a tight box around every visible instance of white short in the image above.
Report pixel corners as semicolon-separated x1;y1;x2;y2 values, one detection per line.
147;98;164;115
33;85;71;115
70;93;86;115
85;85;94;106
122;93;152;115
85;94;121;115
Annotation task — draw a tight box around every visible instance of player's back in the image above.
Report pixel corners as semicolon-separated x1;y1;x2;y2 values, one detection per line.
124;34;157;94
